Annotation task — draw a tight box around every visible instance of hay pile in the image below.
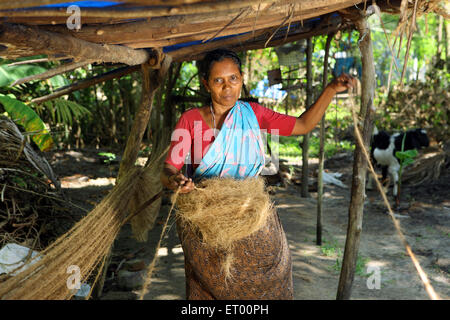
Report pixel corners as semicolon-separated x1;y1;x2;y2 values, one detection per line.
0;116;63;250
175;177;273;277
402;146;446;186
378;81;449;142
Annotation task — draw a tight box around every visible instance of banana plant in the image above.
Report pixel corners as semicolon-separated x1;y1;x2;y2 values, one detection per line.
0;94;54;151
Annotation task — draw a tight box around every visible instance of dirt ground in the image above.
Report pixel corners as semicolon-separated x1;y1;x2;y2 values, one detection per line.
46;147;450;300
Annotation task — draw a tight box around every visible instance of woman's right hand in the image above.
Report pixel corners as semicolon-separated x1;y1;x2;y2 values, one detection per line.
167;172;195;194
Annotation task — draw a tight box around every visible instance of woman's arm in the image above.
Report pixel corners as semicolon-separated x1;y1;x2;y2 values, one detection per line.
160;163;195;193
290;73;356;136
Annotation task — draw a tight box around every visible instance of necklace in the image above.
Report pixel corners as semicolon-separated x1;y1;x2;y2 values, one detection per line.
210;104;217;137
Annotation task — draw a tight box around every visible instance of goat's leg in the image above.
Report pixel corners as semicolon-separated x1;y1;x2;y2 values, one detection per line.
367;171;374;190
389;165;400;197
381;166;389;194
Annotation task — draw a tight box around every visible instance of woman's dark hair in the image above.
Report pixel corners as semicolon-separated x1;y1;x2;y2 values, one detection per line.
199;48;242;80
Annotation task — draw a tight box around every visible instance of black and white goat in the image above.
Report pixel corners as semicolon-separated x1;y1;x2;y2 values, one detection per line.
367;127;429;196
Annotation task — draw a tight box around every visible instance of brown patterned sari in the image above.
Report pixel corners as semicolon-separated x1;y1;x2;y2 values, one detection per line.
176;207;294;300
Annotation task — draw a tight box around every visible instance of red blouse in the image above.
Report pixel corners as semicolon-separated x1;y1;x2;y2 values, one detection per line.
164;102;297;171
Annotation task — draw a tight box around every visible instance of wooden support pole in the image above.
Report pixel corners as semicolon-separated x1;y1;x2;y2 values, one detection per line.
11;60;95;87
0;23;159;66
117;56;172;181
30;65;140;104
317;32;334;246
336;15;375;300
301;37;313;198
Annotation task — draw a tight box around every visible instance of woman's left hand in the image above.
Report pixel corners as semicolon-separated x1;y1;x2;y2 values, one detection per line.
329;73;357;93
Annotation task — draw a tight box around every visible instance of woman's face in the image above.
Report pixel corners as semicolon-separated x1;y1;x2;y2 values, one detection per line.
203;58;243;108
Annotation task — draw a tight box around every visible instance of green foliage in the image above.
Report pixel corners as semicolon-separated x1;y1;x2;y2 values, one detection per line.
269;134;354;159
395;133;419;202
0;93;54;151
37;98;92;127
395;149;418;167
98;152;116;164
0;64;67;88
320;239;342;257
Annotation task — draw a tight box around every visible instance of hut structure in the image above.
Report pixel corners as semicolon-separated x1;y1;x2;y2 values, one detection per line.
0;0;444;300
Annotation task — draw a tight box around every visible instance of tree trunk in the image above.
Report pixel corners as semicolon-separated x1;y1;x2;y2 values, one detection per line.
317;33;334;246
301;37;313;198
445;20;450;69
336;16;376;300
117;56;172;181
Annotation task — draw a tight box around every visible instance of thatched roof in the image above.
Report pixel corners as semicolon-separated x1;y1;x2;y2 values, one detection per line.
0;0;441;66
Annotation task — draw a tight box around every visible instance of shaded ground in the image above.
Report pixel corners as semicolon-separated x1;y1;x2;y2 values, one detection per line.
46;148;450;300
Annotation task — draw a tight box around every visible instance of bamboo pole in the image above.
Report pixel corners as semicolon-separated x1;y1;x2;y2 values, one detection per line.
301;37;313;198
11;60;96;86
336;15;375;300
30;65;141;104
317;32;334;246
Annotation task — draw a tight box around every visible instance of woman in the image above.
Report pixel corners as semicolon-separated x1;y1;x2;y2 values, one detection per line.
161;49;355;299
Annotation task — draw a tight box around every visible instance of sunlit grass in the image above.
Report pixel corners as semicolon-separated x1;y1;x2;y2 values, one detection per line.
268;101;354;159
268;134;355;159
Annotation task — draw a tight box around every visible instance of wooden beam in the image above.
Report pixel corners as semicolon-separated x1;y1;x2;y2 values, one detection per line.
0;0;69;10
38;1;356;47
336;12;376;300
0;23;160;66
0;1;363;19
0;0;210;10
231;22;341;52
170;17;340;62
30;65;140;104
168;27;271;61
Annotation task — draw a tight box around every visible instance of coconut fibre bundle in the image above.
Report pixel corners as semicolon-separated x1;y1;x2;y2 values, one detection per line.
175;177;273;277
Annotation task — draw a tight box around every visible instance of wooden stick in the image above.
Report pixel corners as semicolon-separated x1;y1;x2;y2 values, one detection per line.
30;65;140;104
117;56;172;181
317;32;334;246
400;0;419;86
336;14;376;300
11;60;96;86
7;56;68;66
0;23;157;66
301;37;313;198
171;19;341;62
169;27;271;61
